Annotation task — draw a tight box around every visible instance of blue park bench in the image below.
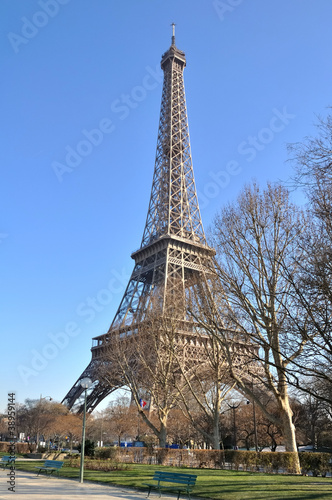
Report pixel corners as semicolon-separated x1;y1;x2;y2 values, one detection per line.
0;456;16;469
143;470;197;500
35;460;64;477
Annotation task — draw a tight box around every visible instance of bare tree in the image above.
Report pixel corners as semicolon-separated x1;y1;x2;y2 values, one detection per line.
100;313;192;447
227;399;283;451
290;113;332;225
52;413;82;451
191;182;308;473
100;304;237;449
17;399;69;450
0;413;10;441
167;409;196;447
104;397;137;445
175;330;235;449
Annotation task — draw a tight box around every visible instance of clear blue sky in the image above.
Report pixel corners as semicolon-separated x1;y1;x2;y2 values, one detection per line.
1;0;332;412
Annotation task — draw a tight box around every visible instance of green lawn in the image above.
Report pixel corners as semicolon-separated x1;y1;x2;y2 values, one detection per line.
14;460;332;500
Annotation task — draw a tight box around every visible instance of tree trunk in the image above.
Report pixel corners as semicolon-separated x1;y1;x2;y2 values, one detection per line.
137;402;169;447
280;403;301;474
158;422;167;448
211;407;220;449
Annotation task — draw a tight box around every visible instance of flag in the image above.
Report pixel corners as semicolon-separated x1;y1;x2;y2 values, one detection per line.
139;398;147;408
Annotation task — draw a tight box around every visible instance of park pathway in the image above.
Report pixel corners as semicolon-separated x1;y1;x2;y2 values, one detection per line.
0;470;178;500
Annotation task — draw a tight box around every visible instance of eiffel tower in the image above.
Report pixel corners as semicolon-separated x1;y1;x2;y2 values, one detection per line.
63;27;218;413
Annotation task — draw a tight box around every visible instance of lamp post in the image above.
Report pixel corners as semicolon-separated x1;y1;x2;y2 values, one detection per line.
249;381;259;452
79;377;92;483
246;399;259;451
227;402;240;449
252;399;258;452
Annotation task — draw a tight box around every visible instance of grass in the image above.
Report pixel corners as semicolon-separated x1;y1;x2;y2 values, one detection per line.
13;460;332;500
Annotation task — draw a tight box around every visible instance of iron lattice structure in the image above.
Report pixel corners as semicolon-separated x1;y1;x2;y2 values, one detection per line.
62;33;257;413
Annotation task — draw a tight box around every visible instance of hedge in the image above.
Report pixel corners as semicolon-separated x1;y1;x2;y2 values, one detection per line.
0;442;34;454
116;447;332;475
299;452;332;477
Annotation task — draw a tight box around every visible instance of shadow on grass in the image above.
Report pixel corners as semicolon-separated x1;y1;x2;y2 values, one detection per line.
15;462;332;500
195;473;332;500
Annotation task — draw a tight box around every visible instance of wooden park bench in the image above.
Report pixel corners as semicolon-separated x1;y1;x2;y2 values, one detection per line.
35;460;64;477
143;470;197;500
0;456;16;469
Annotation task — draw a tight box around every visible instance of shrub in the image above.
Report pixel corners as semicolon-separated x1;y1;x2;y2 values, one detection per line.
94;447;117;460
67;456;130;471
84;459;130;471
77;439;95;457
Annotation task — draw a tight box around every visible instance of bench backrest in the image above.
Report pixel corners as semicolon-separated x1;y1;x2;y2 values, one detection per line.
1;456;15;462
44;460;64;468
152;471;197;486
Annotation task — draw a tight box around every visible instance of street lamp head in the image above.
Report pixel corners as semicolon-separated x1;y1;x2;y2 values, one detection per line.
40;395;52;401
80;378;92;390
227;401;241;410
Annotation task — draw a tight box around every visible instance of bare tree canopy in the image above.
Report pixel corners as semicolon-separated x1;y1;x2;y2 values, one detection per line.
290;112;332;221
287;113;332;402
99;313;195;447
175;330;235;449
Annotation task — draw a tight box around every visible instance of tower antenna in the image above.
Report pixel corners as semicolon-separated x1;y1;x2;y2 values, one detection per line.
171;22;176;45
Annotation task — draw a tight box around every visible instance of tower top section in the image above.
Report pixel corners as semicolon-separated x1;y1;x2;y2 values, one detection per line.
140;30;206;248
161;24;186;70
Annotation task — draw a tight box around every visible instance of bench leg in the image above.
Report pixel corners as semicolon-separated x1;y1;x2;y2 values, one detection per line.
176;489;191;500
